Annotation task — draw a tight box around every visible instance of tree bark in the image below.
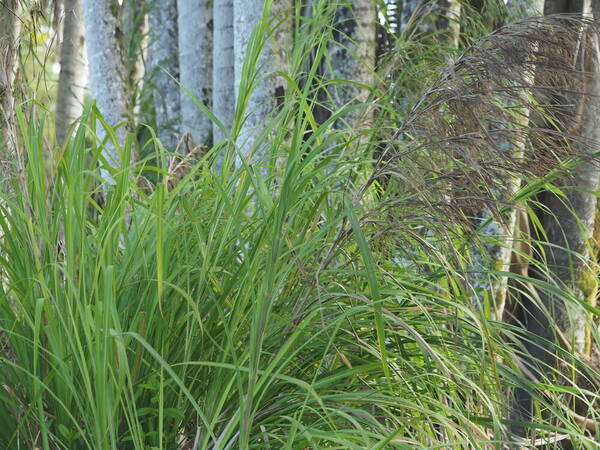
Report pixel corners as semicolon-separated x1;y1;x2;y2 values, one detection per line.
82;0;130;182
401;0;421;30
506;0;545;18
233;0;291;163
526;0;598;358
0;0;22;186
148;0;181;152
510;2;600;434
467;0;542;322
401;0;462;40
329;0;376;128
441;0;462;48
212;0;234;146
178;0;213;148
534;1;599;357
55;0;88;145
544;0;571;14
122;0;147;117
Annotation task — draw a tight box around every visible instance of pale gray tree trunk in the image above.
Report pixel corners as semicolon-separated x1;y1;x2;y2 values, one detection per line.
442;0;462;48
233;0;291;163
53;0;64;53
329;0;376;128
55;0;88;145
122;0;147;117
233;0;268;161
178;0;213;148
82;0;130;182
212;0;234;146
468;166;527;322
0;0;21;145
148;0;181;152
0;0;23;193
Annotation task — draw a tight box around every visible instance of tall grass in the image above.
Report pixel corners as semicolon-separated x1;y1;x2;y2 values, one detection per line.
0;3;599;449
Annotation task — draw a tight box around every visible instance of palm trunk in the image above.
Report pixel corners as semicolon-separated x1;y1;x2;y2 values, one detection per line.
178;0;213;148
82;0;130;182
55;0;88;145
148;0;181;152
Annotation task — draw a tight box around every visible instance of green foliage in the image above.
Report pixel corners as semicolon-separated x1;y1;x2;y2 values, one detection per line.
1;3;599;450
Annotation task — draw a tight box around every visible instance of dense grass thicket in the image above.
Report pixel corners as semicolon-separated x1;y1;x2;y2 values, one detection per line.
0;4;599;449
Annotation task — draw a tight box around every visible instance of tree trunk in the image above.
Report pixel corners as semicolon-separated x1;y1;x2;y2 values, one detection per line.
523;0;599;358
53;0;64;55
401;0;462;40
512;0;600;433
533;0;599;357
467;0;542;322
178;0;213;148
212;0;234;146
401;0;421;30
233;0;291;163
544;0;570;14
148;0;181;152
506;0;545;18
122;0;147;117
82;0;130;182
55;0;88;145
441;0;462;48
537;123;600;355
329;0;376;128
0;0;22;186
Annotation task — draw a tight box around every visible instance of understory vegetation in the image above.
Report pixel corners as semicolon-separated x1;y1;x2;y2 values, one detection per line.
0;1;599;449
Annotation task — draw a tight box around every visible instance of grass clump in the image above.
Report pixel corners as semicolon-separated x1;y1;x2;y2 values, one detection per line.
0;7;599;450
